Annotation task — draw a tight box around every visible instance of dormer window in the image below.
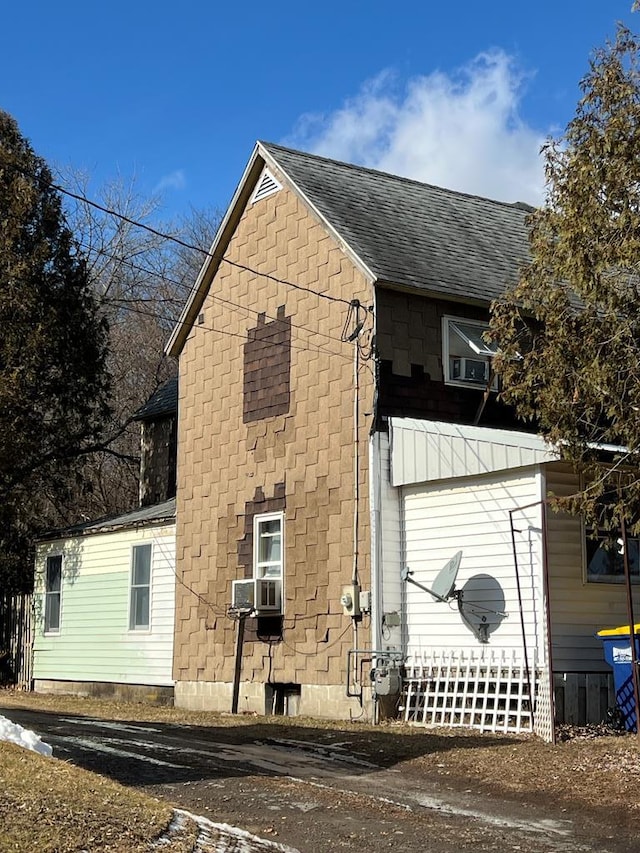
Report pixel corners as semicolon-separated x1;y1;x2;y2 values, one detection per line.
443;316;498;389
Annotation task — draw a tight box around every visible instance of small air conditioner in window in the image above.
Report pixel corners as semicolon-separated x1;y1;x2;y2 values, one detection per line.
451;357;489;384
231;579;255;611
231;578;282;614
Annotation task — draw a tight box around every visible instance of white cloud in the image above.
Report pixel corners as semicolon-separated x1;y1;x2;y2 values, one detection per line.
287;52;546;205
153;169;186;194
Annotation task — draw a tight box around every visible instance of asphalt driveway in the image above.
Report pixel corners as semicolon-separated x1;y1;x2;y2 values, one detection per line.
5;706;637;853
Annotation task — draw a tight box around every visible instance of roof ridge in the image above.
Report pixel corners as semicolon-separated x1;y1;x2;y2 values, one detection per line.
259;141;534;213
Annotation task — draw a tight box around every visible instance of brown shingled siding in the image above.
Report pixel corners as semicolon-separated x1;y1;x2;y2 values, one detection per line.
243;308;291;423
375;288;519;428
173;181;373;690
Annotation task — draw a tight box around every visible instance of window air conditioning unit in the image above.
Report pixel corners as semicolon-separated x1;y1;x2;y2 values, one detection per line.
231;578;282;614
451;357;489;384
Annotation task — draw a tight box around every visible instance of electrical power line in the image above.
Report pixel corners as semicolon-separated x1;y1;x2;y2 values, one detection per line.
8;159;353;306
0;197;369;362
108;298;355;363
75;237;356;355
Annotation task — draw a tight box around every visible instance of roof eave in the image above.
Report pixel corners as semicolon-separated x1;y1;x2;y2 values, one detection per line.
36;512;177;544
165;144;266;358
375;279;494;310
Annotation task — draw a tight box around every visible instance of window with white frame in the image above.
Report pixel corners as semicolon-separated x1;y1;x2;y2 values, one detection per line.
129;543;152;630
251;512;284;613
254;513;284;579
442;316;498;388
44;554;62;634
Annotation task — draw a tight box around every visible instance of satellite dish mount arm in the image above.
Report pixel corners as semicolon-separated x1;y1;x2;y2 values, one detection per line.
401;551;462;604
402;570;453;604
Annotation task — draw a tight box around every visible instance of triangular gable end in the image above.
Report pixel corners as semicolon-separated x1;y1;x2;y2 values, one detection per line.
165;141;376;359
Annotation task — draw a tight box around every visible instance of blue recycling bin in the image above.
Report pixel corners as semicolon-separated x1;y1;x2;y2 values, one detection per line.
597;625;640;732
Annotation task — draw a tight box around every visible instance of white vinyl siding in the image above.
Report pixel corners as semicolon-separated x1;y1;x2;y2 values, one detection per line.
33;524;175;686
402;467;544;659
545;463;640;672
390;418;557;487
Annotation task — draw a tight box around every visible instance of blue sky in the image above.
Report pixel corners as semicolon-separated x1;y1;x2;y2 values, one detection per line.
1;1;637;219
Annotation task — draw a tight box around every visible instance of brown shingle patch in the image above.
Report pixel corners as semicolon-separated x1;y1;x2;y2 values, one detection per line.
243;308;291;423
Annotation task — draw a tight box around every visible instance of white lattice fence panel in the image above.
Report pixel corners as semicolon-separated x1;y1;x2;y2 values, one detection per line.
533;665;554;742
402;649;536;734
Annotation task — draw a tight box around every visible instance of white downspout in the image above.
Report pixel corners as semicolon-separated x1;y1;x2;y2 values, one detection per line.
370;432;383;652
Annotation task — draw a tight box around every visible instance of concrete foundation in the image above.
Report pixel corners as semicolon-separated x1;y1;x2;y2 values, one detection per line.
33;679;174;706
175;680;374;721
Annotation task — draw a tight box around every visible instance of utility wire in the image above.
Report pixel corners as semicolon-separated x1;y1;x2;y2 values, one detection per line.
0;201;361;362
280;623;352;656
107;298;355;363
8;159;353;306
75;237;354;354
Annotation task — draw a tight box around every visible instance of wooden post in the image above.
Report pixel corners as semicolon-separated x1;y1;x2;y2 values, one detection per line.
231;613;247;715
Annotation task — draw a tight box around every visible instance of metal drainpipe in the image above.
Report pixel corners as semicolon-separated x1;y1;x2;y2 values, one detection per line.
508;506;534;729
352;338;360;588
351;337;360;691
370;432;383;653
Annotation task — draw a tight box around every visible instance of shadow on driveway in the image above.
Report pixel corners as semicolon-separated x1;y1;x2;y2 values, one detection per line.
3;705;523;790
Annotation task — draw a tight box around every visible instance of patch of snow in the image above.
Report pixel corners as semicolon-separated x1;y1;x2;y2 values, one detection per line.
175;808;301;853
413;793;574;837
153;810;188;847
0;713;53;757
54;735;185;768
58;717;161;734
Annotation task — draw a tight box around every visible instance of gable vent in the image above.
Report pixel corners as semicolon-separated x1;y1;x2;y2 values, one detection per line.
251;168;282;204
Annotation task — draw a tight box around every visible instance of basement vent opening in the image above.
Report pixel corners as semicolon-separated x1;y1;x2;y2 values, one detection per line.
251;168;282;204
266;682;301;716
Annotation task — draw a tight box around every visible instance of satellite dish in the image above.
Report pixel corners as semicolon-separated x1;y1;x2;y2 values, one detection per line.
431;551;462;601
402;553;509;645
457;574;508;643
402;551;462;604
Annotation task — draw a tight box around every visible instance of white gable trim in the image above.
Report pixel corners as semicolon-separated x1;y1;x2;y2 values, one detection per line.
165;145;265;358
389;417;558;487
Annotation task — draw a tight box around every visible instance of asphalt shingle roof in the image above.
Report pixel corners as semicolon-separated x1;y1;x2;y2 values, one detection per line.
38;498;176;540
133;376;178;421
261;142;533;304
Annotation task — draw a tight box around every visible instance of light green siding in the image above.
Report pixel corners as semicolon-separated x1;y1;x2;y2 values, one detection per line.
33;524;175;686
